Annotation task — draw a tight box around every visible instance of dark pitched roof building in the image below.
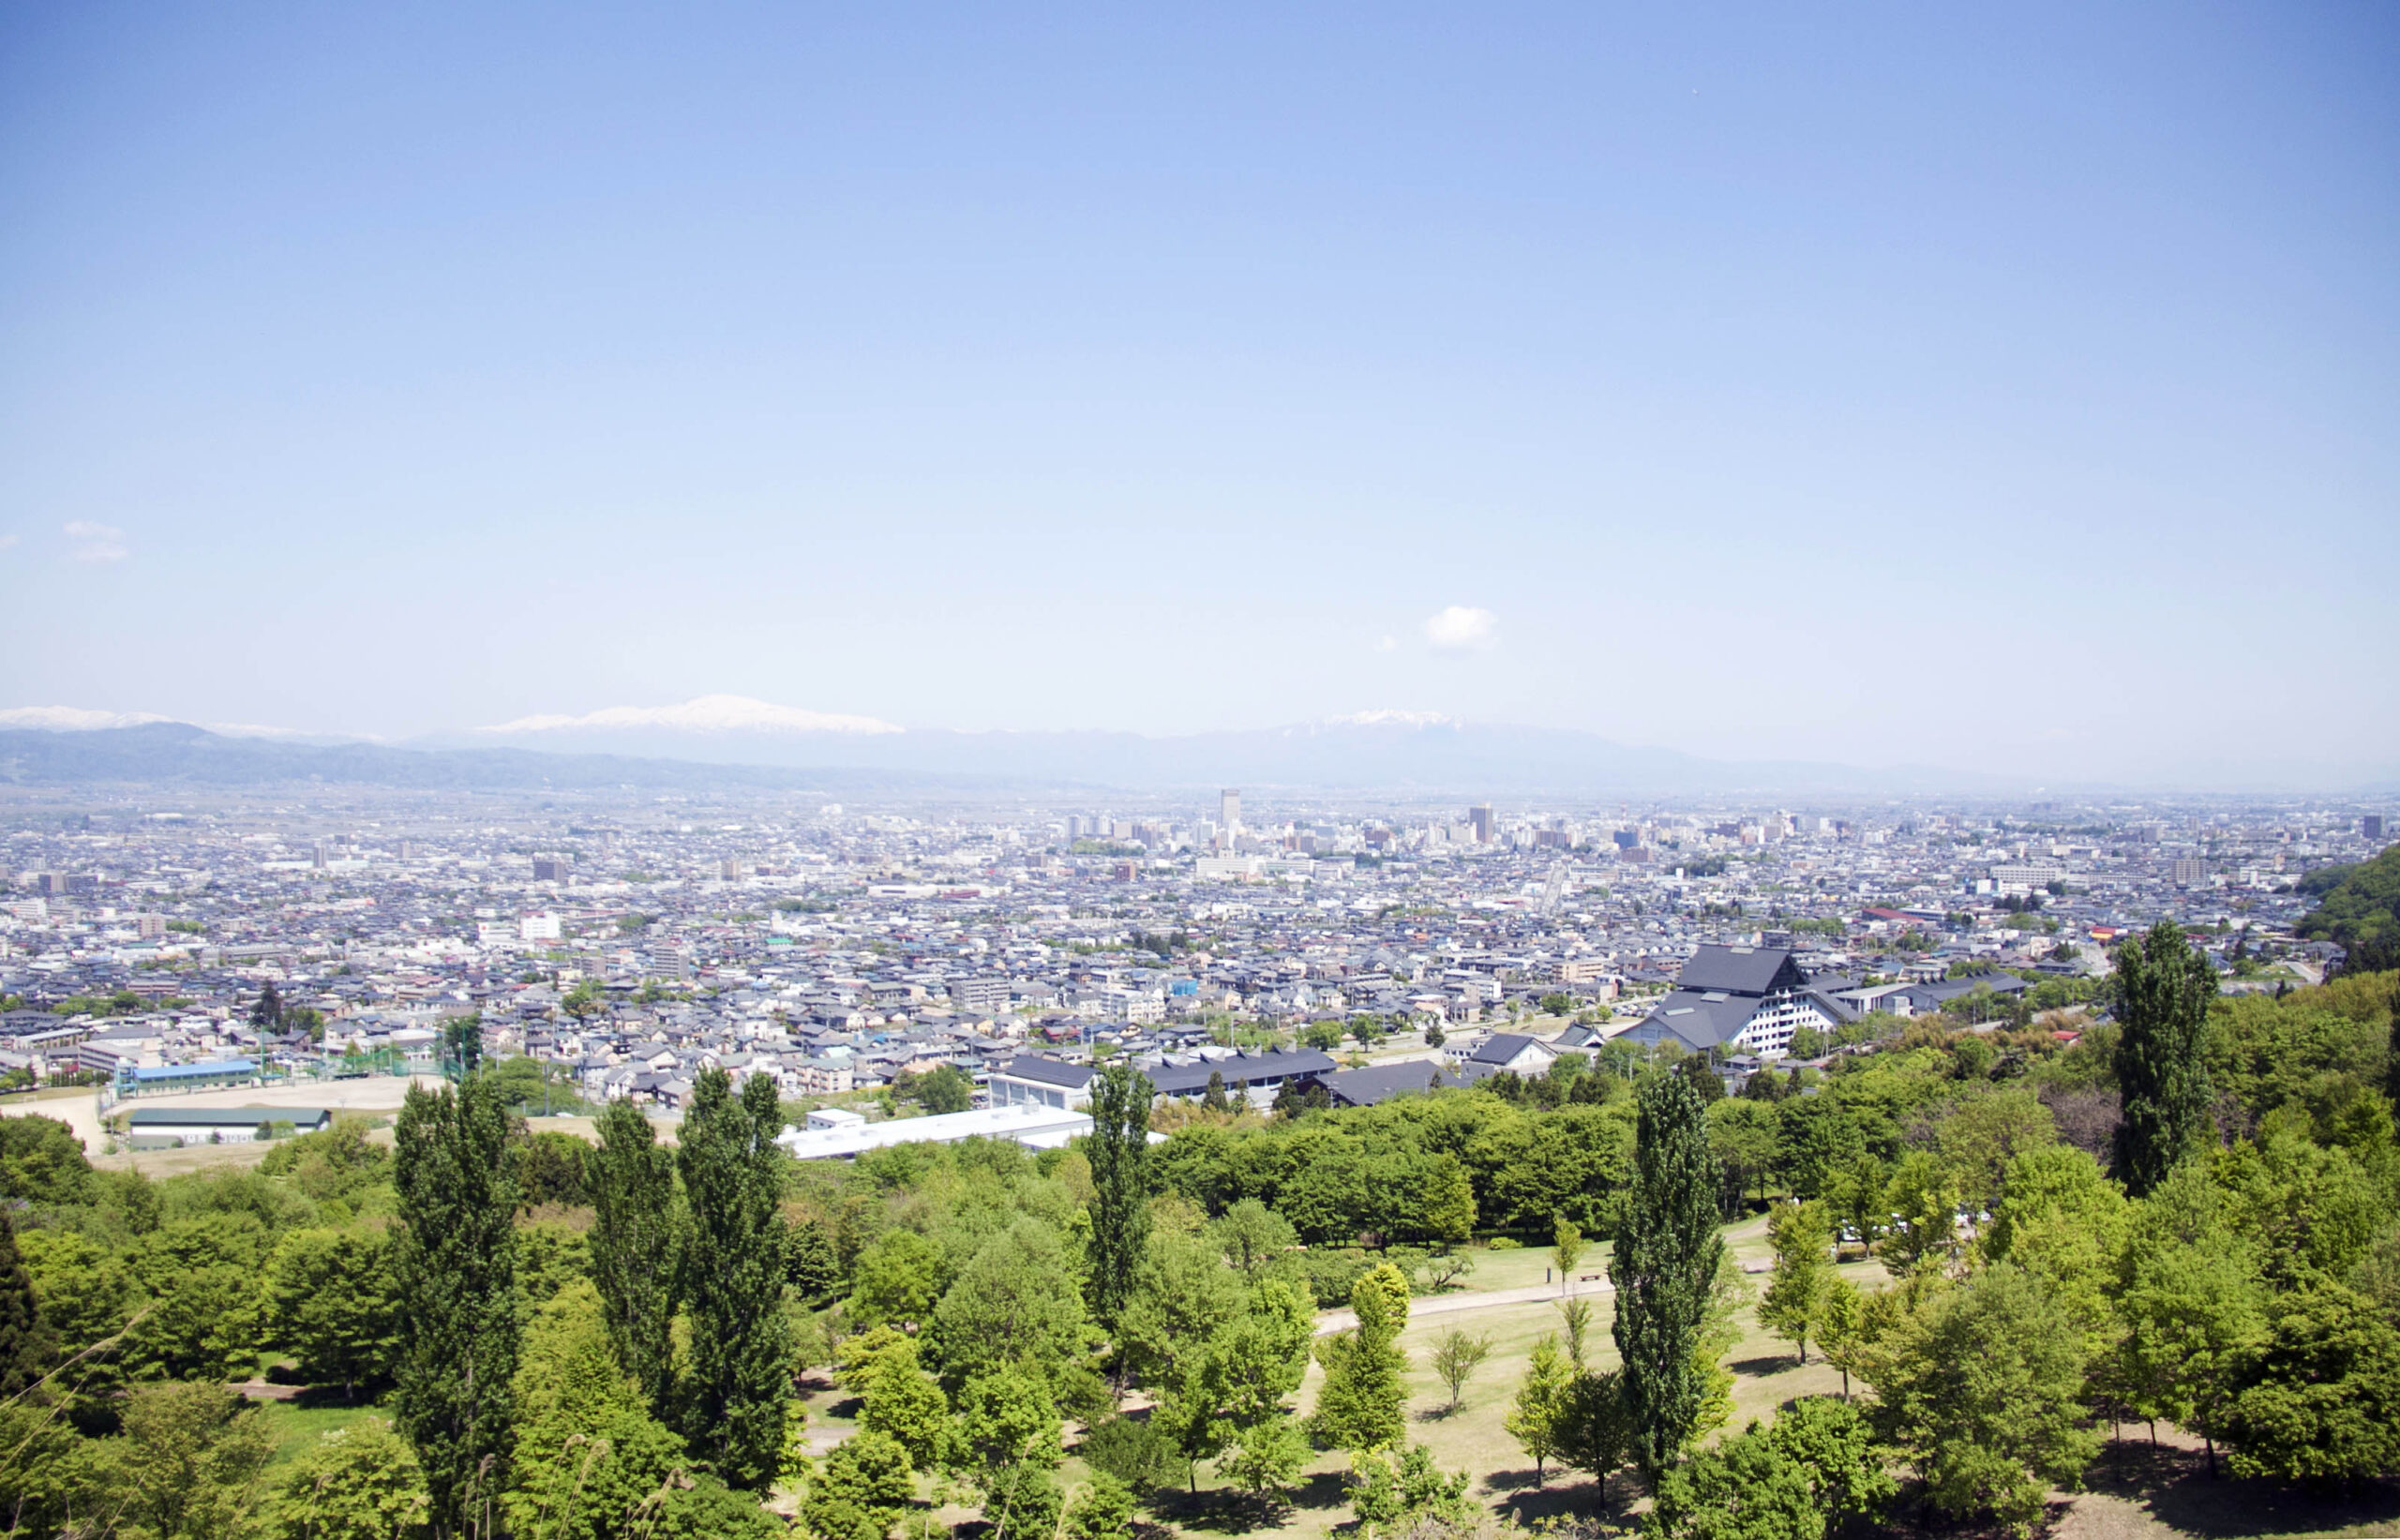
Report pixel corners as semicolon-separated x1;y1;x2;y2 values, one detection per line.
1321;1058;1494;1108
1625;945;1852;1059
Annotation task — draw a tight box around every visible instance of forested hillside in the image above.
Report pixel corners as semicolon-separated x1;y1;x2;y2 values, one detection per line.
2298;842;2400;971
3;931;2396;1539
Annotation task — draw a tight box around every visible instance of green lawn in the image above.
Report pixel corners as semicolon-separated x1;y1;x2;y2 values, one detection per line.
251;1397;398;1466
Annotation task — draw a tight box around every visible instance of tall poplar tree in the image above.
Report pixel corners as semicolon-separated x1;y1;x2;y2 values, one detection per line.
1611;1070;1725;1482
678;1068;794;1489
393;1075;520;1539
589;1097;682;1415
2110;921;2217;1197
1085;1063;1153;1333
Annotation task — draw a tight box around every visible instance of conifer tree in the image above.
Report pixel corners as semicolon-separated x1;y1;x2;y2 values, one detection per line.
392;1075;520;1539
1086;1063;1153;1333
249;980;284;1031
677;1068;794;1489
1311;1264;1410;1452
589;1096;681;1414
2111;921;2217;1197
1611;1070;1726;1482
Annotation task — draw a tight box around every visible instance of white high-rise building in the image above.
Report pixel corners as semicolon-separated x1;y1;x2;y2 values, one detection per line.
1219;789;1241;847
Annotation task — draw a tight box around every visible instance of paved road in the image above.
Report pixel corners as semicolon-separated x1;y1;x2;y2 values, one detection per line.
1315;1278;1614;1336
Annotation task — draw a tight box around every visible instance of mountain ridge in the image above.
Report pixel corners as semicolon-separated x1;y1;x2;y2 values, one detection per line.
0;716;2015;798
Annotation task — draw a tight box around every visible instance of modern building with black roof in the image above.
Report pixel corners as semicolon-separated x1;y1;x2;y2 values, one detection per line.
1624;944;1853;1059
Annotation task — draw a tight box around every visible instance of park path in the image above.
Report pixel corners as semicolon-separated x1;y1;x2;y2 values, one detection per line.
1314;1276;1613;1336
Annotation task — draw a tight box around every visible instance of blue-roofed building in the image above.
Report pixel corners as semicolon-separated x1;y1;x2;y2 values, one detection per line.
114;1058;260;1097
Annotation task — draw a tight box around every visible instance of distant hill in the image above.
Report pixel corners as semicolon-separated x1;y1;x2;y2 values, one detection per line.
0;723;989;795
0;716;2018;798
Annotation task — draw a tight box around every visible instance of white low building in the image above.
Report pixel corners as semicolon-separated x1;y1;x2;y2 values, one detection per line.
775;1102;1098;1159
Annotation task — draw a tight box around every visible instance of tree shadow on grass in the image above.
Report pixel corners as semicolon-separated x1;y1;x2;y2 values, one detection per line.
1153;1473;1350;1536
1727;1354;1798;1378
2080;1438;2400;1540
1491;1470;1629;1530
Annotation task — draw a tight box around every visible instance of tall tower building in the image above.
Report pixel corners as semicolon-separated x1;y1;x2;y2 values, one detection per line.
1220;788;1241;841
1469;804;1495;844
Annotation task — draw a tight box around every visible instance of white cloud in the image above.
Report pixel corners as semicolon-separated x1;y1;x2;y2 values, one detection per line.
1422;605;1497;650
480;694;904;736
0;706;172;731
0;533;20;552
1375;635;1398;651
63;520;128;562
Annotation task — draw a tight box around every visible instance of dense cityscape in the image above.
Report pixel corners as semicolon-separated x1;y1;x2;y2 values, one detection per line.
2;789;2384;1114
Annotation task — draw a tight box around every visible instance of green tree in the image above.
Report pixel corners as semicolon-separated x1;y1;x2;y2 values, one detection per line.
1085;1063;1154;1334
933;1219;1094;1394
268;1417;431;1540
1350;1443;1472;1536
1312;1263;1411;1453
1552;1367;1631;1485
392;1076;521;1539
677;1068;795;1489
587;1098;680;1415
1210;1198;1297;1278
860;1349;952;1472
2219;1283;2400;1483
15;1228;132;1419
0;1208;47;1398
1554;1296;1595;1366
1505;1334;1574;1483
848;1229;948;1332
440;1014;483;1076
0;1114;94;1204
1612;1070;1727;1480
1062;1472;1137;1540
950;1367;1066;1536
1868;1263;2099;1533
1155;1280;1313;1496
110;1380;278;1540
1115;1228;1242;1394
2110;921;2218;1196
1877;1152;1957;1278
2110;1169;2263;1472
1552;1219;1583;1291
910;1063;976;1114
504;1279;697;1540
514;1130;590;1207
268;1227;399;1402
1759;1202;1835;1363
1078;1413;1186;1498
1429;1328;1491;1409
253;980;287;1031
1815;1274;1866;1399
805;1428;916;1540
1646;1396;1892;1540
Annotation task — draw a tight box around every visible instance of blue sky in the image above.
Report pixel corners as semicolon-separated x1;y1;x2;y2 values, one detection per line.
2;3;2394;784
